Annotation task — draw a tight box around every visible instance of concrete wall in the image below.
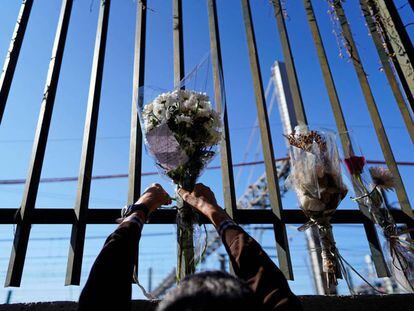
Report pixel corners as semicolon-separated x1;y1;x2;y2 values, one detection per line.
0;295;413;311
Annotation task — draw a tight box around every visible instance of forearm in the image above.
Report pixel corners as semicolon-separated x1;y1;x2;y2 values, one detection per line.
207;207;301;311
78;213;145;311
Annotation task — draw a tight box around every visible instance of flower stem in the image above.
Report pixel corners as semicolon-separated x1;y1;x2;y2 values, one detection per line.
176;185;196;282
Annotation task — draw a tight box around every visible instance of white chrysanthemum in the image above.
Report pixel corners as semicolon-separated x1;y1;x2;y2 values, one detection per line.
141;89;222;149
197;92;209;102
175;115;192;124
206;128;222;146
198;99;212;111
196;108;212;118
210;110;222;128
143;102;154;114
154;93;172;111
175;89;191;102
144;118;156;132
182;95;197;111
153;104;165;119
165;109;171;120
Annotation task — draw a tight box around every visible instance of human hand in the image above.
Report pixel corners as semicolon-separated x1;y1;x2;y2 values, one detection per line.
177;183;221;217
136;183;172;213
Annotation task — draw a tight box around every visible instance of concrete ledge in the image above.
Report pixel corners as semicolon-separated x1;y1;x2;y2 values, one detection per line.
299;294;414;311
0;295;413;311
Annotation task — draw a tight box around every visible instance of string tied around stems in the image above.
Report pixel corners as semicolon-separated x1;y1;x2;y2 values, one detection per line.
351;185;414;292
303;217;386;295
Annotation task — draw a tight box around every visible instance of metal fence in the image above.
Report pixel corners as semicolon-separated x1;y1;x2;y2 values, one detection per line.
0;0;413;290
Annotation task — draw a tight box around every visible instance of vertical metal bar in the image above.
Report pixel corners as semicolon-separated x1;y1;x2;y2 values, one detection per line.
361;0;414;143
381;27;414;112
301;0;349;152
66;0;110;285
241;0;293;280
128;0;147;205
332;1;413;218
303;0;390;277
372;2;414;112
270;0;307;125
206;0;237;219
173;0;195;280
372;0;414;105
128;0;146;289
0;0;33;124
5;0;73;287
268;0;311;278
173;0;184;88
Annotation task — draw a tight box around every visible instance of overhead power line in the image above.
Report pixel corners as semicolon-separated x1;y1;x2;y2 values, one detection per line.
0;232;173;242
0;123;407;144
0;158;412;185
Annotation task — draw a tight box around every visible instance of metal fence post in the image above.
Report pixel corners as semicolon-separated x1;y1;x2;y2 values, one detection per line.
371;0;414;109
173;0;196;280
206;0;237;220
128;0;146;206
0;0;33;124
270;0;307;125
66;0;110;285
241;0;293;280
5;0;73;287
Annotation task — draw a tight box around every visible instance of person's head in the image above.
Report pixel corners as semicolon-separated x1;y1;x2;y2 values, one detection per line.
156;271;257;311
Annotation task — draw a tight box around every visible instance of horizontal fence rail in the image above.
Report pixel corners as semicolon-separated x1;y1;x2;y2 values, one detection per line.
1;208;413;226
0;0;413;291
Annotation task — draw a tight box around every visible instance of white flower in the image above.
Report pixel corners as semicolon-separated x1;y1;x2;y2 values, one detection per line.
173;89;189;102
196;108;211;118
144;117;157;132
198;99;212;111
143;102;154;114
175;115;192;124
182;98;194;111
210;110;222;128
165;108;173;120
144;122;152;132
206;128;222;145
153;104;165;119
141;89;222;152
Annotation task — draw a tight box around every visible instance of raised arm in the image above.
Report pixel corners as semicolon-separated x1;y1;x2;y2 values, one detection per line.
78;183;171;311
178;184;301;311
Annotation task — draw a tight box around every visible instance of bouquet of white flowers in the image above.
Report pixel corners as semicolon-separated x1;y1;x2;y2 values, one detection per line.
140;89;222;279
137;55;223;281
141;89;222;188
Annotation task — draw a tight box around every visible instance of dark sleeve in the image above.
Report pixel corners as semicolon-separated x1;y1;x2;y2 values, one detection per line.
221;227;302;311
78;220;142;311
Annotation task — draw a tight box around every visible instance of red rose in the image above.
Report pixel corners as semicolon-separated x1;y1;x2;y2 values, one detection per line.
344;156;366;175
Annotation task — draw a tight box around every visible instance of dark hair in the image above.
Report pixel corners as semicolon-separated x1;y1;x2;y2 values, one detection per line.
156;271;257;311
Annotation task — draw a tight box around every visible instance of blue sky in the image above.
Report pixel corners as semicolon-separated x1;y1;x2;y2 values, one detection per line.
0;0;413;303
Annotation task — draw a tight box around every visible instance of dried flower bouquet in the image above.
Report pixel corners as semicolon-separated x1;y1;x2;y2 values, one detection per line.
286;125;347;287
